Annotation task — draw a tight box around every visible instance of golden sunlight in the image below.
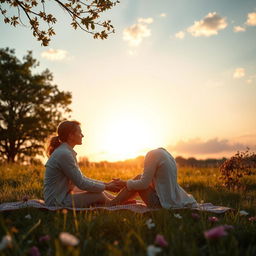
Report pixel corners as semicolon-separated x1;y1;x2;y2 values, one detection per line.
102;116;160;161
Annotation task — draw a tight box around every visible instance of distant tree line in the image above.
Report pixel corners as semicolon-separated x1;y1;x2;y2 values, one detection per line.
79;155;229;168
175;156;227;168
79;153;256;169
79;156;145;169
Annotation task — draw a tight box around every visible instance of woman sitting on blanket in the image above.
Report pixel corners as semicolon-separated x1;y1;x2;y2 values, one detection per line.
108;148;197;209
43;120;121;207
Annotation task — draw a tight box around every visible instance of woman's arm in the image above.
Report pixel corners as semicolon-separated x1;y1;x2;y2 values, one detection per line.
126;150;160;191
59;151;105;192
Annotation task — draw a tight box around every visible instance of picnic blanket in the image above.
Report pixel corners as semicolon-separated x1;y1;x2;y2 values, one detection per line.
0;199;231;214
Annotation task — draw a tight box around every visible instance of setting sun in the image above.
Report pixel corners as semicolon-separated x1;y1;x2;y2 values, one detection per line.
101;115;160;161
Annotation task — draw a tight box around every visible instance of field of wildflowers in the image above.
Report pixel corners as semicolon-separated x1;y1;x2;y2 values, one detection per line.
0;163;255;255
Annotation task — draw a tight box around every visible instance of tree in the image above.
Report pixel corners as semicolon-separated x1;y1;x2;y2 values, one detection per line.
175;156;187;167
0;48;72;162
0;0;119;46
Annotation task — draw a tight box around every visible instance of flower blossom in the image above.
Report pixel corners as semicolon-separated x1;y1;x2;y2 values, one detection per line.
28;246;41;256
39;235;51;243
173;213;182;219
62;209;68;214
146;219;155;229
59;232;79;246
204;225;233;240
208;216;219;223
147;245;162;256
25;214;32;220
0;235;12;250
239;210;249;216
155;234;168;247
191;213;200;220
113;240;119;246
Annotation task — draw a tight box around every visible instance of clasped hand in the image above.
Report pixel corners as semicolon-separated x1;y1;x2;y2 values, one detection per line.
105;178;126;192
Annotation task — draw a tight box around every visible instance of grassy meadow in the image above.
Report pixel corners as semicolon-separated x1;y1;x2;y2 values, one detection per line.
0;163;256;255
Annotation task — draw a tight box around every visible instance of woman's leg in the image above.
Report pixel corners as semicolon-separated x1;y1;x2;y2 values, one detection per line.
71;186;115;200
64;191;111;208
138;187;162;208
108;186;161;208
107;174;142;206
107;188;138;206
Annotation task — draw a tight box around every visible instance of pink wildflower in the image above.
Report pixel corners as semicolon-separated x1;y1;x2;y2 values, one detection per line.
28;246;41;256
113;240;119;246
208;216;219;223
204;225;233;240
223;225;234;231
248;216;256;222
155;234;168;247
39;235;51;243
191;213;200;220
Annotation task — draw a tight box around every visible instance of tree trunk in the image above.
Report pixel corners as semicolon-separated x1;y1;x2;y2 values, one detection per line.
7;152;16;163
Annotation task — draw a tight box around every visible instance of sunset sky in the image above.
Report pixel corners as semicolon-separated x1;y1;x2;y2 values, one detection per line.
1;0;256;162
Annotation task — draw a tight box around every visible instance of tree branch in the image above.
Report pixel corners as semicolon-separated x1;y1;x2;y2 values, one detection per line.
14;0;41;39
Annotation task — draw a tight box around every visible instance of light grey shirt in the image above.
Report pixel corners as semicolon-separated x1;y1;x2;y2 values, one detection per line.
126;148;197;209
43;143;105;206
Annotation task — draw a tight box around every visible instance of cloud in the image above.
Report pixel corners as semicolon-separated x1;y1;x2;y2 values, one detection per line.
170;138;253;155
233;68;245;79
41;49;68;61
175;31;185;39
123;18;153;47
187;12;228;37
159;13;167;18
246;12;256;26
233;26;246;32
245;74;256;84
137;17;154;24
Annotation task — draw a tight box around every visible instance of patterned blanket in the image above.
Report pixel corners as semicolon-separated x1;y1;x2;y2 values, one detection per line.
0;199;231;214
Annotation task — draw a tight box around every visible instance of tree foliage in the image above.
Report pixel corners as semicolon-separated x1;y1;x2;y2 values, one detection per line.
0;0;119;46
0;48;72;162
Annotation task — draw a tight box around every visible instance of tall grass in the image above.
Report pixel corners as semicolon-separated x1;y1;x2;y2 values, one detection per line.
0;164;255;255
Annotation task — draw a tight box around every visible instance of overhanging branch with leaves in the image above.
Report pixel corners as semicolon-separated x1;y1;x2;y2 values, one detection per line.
0;0;119;46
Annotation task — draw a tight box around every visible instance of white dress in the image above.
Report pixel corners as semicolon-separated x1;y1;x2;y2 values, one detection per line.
126;148;197;209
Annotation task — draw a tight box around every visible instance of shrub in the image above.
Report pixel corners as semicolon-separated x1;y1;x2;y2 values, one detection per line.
219;149;256;190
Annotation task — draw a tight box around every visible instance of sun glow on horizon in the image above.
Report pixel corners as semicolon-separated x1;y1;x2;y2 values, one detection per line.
100;115;161;161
